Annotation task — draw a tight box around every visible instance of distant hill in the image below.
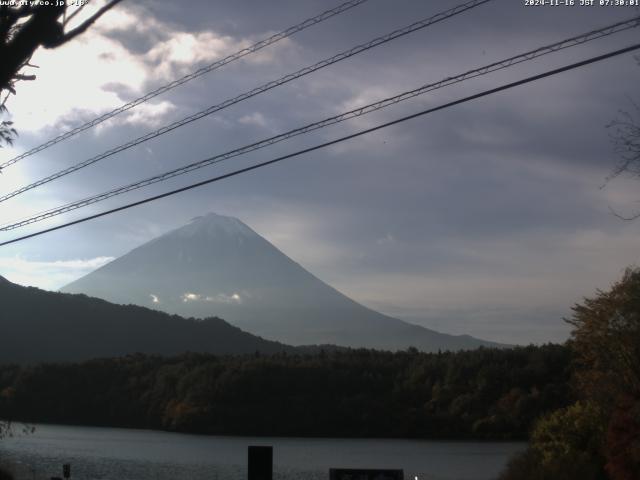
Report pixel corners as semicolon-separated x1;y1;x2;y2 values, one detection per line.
0;275;292;364
62;213;505;352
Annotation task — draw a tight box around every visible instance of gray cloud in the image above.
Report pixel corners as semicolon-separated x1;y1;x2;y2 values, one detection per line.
1;0;639;344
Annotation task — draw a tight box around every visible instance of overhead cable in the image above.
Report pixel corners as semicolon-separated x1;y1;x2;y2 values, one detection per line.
0;0;493;201
1;42;638;246
2;16;638;230
0;0;371;170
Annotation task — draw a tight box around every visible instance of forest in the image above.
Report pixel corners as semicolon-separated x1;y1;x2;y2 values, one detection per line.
1;269;639;480
0;344;570;440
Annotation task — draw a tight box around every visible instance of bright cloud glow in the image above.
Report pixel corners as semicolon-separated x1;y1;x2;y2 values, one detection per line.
0;255;114;290
95;100;177;131
8;33;149;133
181;292;201;302
146;31;244;80
5;2;257;135
181;292;243;304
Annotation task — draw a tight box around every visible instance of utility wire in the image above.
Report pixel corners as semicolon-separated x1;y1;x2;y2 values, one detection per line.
0;0;492;202
1;42;638;247
0;0;371;170
2;16;638;231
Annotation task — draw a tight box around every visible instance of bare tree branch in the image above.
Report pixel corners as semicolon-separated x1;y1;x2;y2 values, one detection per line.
0;1;124;146
63;0;92;27
13;73;35;81
48;0;123;48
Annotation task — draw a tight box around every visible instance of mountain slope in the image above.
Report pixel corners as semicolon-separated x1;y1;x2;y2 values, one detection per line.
63;213;504;351
0;275;292;364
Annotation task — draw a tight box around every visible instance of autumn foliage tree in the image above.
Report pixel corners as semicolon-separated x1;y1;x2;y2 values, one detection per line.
567;268;640;479
501;268;640;480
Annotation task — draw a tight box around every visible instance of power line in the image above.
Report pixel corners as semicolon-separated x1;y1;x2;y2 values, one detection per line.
0;0;371;170
1;42;638;247
2;16;638;230
0;0;493;202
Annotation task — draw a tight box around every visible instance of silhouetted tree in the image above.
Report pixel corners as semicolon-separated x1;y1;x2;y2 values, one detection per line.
568;268;640;405
0;104;16;148
567;268;640;478
501;268;640;480
0;1;124;147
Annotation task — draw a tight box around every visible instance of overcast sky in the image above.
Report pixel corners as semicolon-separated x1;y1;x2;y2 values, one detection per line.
1;0;639;344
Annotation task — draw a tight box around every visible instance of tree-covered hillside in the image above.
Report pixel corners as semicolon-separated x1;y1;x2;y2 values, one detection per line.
0;345;571;439
0;276;292;363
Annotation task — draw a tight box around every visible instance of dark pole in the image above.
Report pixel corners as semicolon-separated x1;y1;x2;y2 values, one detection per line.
248;446;272;480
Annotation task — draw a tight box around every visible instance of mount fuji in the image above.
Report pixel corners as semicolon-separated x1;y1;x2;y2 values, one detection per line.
62;213;503;351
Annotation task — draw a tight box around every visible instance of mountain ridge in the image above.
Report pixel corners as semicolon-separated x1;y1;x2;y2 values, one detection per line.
62;213;505;352
0;276;295;364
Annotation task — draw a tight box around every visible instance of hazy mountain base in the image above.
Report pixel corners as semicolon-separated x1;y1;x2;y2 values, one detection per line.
0;345;570;440
0;275;296;364
62;213;505;352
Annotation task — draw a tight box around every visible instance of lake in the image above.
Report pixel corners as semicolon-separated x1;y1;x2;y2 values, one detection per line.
0;424;524;480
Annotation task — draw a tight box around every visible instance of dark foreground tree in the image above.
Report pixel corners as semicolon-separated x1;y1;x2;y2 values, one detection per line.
500;268;640;480
568;268;640;479
0;3;124;466
0;104;15;148
1;1;124;94
0;1;124;147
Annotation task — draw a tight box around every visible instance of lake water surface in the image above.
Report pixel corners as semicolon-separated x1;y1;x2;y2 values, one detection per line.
0;424;524;480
